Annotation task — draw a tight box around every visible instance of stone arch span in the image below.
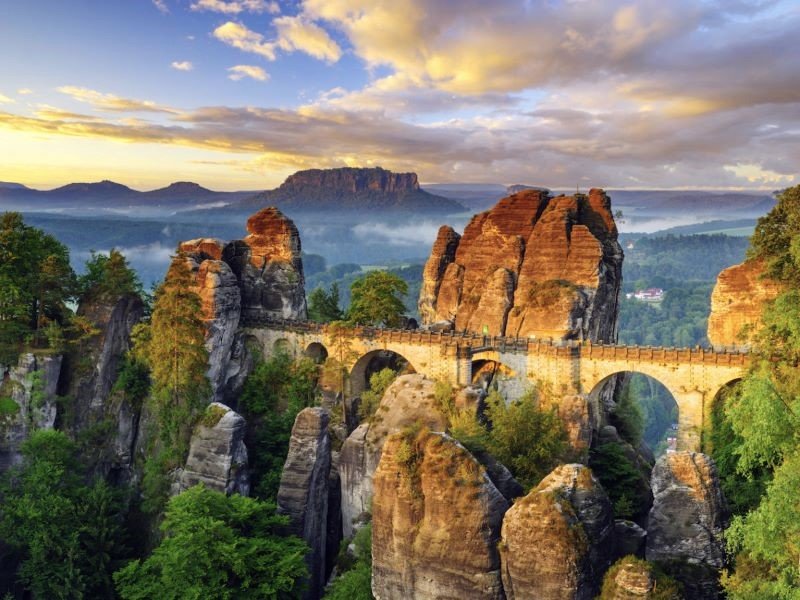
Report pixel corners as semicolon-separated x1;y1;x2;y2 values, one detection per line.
350;349;418;396
304;342;328;364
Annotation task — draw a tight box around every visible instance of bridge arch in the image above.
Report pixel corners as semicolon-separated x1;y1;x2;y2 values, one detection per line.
350;349;417;395
304;342;328;364
588;372;680;454
273;338;292;354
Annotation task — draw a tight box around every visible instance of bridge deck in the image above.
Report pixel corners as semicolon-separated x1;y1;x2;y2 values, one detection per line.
243;317;750;366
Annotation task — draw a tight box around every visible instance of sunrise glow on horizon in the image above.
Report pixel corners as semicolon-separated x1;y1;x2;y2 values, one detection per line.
1;0;798;191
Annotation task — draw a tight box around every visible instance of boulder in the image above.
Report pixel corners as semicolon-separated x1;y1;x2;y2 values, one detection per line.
0;354;62;471
338;374;449;538
646;452;727;599
277;407;331;600
707;258;782;347
500;463;615;600
179;402;249;495
614;520;647;559
419;189;623;341
599;557;682;599
371;429;508;600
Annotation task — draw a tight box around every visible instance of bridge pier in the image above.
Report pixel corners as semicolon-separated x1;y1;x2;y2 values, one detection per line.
456;346;472;387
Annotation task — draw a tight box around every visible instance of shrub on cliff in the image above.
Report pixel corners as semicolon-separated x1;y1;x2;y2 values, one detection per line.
239;351;318;501
114;485;308;599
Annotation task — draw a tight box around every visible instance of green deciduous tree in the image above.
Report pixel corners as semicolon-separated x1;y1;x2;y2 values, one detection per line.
113;485;308;600
483;389;567;490
239;351;318;500
0;430;127;599
308;283;343;323
78;248;142;304
358;368;397;420
347;271;408;327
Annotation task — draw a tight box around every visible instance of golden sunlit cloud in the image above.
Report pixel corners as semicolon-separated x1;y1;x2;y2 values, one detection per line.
170;61;194;71
213;21;277;60
57;86;180;114
272;15;342;63
724;163;795;185
17;88;33;96
228;65;269;81
213;17;341;63
0;94;14;104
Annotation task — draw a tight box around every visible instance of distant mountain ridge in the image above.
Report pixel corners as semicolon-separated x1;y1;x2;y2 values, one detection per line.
239;167;466;213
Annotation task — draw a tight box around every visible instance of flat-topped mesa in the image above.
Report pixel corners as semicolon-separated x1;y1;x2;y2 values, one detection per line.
707;258;782;348
281;167;420;194
419;188;623;341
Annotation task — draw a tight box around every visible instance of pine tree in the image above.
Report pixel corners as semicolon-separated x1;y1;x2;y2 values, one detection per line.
144;256;210;452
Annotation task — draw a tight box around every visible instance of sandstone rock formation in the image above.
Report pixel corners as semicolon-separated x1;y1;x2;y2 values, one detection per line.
614;520;648;559
242;167;465;214
599;557;681;599
419;189;623;341
338;374;449;538
500;463;615;600
0;354;61;471
646;452;727;599
707;258;782;347
371;429;508;600
174;207;306;402
277;407;331;600
179;402;250;496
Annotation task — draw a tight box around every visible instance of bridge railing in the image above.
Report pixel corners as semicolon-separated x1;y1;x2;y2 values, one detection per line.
242;316;750;364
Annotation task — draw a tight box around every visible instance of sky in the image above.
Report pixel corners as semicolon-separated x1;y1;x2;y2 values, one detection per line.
0;0;798;191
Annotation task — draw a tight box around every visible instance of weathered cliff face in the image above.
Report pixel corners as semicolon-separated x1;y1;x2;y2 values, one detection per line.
338;374;449;538
0;354;61;471
500;463;615;600
246;167;465;213
419;189;623;341
277;407;331;600
281;167;420;194
58;293;144;477
707;258;782;347
371;430;508;600
178;402;250;496
646;452;727;599
174;208;305;402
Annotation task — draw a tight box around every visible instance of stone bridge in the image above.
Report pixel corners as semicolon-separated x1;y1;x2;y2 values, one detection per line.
243;318;750;451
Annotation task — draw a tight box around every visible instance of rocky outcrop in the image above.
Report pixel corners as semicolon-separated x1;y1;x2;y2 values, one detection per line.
707;258;782;347
371;429;508;600
58;293;144;477
419;226;461;325
500;463;615;600
559;394;595;460
243;167;465;214
179;402;249;496
0;353;62;471
614;520;648;559
277;407;331;600
339;374;449;538
174;208;306;402
599;557;681;599
646;452;727;599
66;293;145;414
420;189;623;341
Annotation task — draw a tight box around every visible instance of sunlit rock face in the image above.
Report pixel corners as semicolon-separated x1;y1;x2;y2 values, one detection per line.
338;374;448;539
371;430;508;600
499;463;615;600
646;451;728;600
707;258;782;347
419;189;623;341
173;207;306;402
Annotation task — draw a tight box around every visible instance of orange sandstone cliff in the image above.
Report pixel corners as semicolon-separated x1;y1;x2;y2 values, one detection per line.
707;258;782;347
419;189;623;341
